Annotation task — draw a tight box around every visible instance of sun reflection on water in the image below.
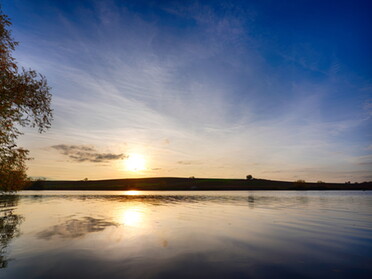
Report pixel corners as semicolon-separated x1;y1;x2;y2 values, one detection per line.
123;190;140;196
120;208;143;227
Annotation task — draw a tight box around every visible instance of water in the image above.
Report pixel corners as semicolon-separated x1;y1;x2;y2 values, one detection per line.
1;191;371;279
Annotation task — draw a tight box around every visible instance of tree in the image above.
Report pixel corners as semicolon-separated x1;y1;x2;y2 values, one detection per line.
0;8;52;192
246;175;253;180
294;179;306;187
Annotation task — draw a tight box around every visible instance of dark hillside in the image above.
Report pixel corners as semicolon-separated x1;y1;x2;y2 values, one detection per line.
26;177;372;191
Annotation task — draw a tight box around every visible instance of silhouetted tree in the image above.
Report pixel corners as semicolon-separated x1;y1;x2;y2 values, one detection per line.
294;179;306;187
0;7;52;192
246;175;253;180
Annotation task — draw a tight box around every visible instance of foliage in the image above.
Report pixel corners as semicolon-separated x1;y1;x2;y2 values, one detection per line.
0;8;52;192
294;179;306;187
246;175;253;180
295;179;306;183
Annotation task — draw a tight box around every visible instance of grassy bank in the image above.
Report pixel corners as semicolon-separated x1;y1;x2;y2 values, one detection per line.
25;177;372;191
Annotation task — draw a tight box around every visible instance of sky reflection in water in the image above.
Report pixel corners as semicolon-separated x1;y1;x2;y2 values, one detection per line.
1;191;372;279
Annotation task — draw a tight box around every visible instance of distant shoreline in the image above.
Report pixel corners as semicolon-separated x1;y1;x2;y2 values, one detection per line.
25;177;372;191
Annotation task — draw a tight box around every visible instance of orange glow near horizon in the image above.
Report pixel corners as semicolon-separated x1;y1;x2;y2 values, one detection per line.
123;190;140;196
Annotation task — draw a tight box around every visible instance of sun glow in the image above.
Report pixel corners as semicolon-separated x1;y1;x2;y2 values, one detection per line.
121;208;143;227
124;154;146;172
123;190;140;196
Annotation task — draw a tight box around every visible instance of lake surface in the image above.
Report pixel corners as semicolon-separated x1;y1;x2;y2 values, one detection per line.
1;191;371;279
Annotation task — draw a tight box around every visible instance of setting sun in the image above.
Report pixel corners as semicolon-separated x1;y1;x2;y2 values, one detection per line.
124;154;146;172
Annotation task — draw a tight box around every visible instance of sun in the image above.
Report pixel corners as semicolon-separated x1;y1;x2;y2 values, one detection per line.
124;154;146;172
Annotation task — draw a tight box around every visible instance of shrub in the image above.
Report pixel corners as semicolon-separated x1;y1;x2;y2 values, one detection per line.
294;179;306;187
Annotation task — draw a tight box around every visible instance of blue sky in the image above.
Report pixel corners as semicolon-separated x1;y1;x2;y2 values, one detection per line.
3;0;372;181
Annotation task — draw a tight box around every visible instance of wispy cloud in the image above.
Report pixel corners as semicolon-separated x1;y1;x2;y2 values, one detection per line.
364;99;372;117
51;144;127;163
7;0;371;182
177;160;203;165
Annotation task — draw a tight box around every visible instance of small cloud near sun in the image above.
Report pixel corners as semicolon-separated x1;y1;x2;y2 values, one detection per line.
51;144;127;163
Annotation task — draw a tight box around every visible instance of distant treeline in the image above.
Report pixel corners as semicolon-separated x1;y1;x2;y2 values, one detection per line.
26;177;372;191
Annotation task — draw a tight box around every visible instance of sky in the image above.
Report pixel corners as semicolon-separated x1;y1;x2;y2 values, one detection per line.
2;0;372;182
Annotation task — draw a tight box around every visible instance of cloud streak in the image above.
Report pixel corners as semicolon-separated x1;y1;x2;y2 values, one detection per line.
6;0;371;182
177;160;203;165
51;144;127;163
